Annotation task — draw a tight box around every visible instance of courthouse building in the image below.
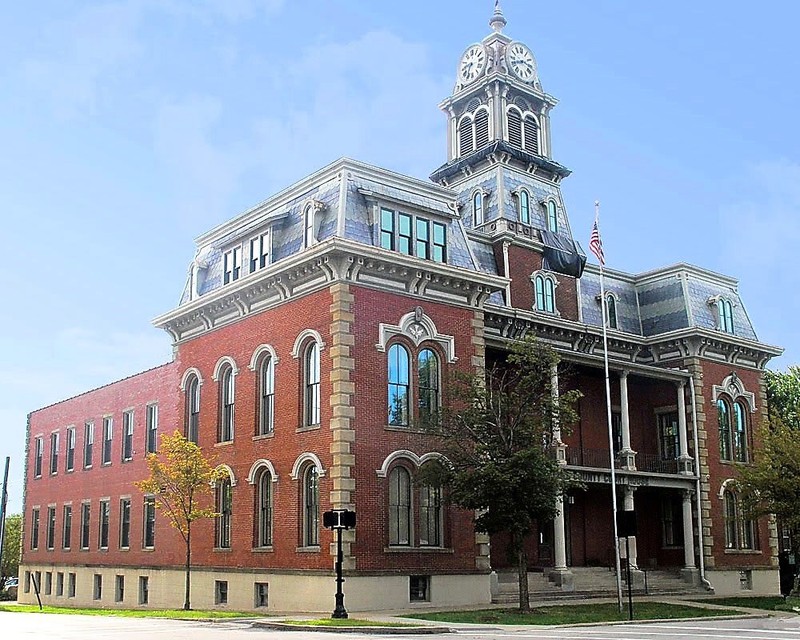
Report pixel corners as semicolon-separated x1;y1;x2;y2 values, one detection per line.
20;4;782;611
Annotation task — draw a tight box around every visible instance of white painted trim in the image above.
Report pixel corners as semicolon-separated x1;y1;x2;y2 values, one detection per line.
247;459;279;485
212;356;239;382
248;344;279;371
718;477;737;500
376;450;445;478
290;452;326;480
376;308;457;363
215;464;237;487
291;329;326;359
712;372;757;412
179;367;204;391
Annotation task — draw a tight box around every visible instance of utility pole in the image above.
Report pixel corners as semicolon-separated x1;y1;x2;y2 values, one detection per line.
0;457;9;575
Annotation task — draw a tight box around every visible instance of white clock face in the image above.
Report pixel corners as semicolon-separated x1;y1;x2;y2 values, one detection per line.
507;42;536;82
459;44;487;84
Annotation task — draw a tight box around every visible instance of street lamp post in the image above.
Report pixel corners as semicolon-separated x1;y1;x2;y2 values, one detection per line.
322;509;356;619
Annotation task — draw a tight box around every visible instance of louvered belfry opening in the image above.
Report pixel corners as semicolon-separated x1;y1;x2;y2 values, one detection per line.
524;114;539;154
474;109;490;149
459;116;475;157
507;107;523;148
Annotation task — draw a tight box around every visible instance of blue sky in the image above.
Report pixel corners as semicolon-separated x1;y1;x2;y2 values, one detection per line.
2;0;798;513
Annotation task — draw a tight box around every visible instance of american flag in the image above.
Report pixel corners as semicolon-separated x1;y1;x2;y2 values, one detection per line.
589;216;605;266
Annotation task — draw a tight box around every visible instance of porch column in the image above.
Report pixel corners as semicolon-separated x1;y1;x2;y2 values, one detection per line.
619;371;635;469
550;493;574;590
681;490;700;584
676;381;693;474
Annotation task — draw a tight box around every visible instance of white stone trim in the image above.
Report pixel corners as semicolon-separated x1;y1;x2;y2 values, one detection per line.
247;459;279;485
291;329;326;359
712;372;757;412
179;367;204;391
290;452;326;480
215;464;237;487
376;449;445;478
212;356;239;382
248;344;280;371
718;478;738;500
376;307;457;363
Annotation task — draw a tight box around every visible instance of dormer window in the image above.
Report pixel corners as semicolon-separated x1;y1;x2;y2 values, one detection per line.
380;207;446;263
545;200;558;233
303;205;315;248
472;190;484;226
709;295;735;334
223;247;242;285
532;272;558;314
517;189;531;225
605;293;618;330
250;231;271;272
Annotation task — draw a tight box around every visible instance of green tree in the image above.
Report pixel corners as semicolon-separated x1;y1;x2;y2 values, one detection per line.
765;367;800;428
135;431;226;610
1;514;21;588
426;336;581;612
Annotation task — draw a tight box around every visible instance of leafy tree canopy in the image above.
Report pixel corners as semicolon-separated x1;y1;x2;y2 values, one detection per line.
1;514;21;581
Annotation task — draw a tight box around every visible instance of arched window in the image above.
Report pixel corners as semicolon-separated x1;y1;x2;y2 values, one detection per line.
606;294;618;330
723;488;755;550
258;355;275;436
523;114;539;154
418;349;440;424
255;470;272;548
388;344;410;427
388;466;411;546
185;375;200;444
546;200;558;233
518;190;530;225
458;115;474;156
507;107;523;148
718;398;732;461
472;191;484;226
717;298;735;334
218;366;235;442
733;401;748;462
302;465;319;546
474;108;490;148
419;481;442;547
534;274;557;314
304;342;321;427
303;205;315;248
215;477;232;549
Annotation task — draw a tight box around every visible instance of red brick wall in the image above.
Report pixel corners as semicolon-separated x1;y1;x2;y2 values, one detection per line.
504;244;579;320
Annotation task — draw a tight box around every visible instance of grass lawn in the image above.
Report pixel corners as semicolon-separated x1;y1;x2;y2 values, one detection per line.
0;604;261;619
406;601;740;626
280;618;418;627
690;596;800;612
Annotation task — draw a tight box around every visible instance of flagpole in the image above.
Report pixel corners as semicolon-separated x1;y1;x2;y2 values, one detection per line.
594;201;624;612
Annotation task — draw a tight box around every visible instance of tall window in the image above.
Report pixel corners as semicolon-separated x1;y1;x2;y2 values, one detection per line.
80;503;91;550
258;355;275;436
186;375;201;444
99;500;110;549
250;231;271;272
388;344;410;427
717;298;735;334
66;427;75;472
399;213;413;256
723;488;755;550
146;404;159;453
661;496;683;547
416;218;430;259
84;422;94;468
518;190;530;224
119;499;131;549
606;294;618;329
215;477;232;549
417;349;440;424
472;191;484;226
223;246;242;284
458;115;474;155
255;470;273;548
719;397;747;462
49;432;59;475
546;200;558;233
534;274;556;313
62;505;72;550
30;508;40;550
388;466;411;546
658;412;680;460
302;465;319;546
143;497;155;549
377;208;446;263
34;437;43;477
304;342;321;427
46;507;56;550
419;482;442;547
219;366;235;442
122;411;134;461
380;208;395;251
102;417;113;465
303;205;315;248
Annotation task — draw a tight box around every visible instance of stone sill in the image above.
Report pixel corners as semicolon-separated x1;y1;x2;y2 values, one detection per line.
384;546;453;554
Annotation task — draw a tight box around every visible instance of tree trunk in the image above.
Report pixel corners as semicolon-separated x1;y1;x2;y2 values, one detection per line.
184;524;191;610
513;530;530;613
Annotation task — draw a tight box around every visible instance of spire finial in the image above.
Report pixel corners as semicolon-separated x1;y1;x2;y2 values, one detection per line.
489;0;507;33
